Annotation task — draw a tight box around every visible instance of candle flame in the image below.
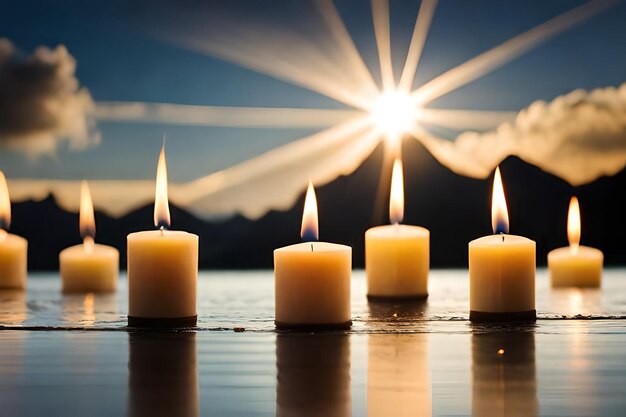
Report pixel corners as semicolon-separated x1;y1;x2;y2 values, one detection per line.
154;144;171;229
0;170;11;234
80;181;95;240
300;181;319;242
491;167;509;234
389;157;404;225
568;196;581;255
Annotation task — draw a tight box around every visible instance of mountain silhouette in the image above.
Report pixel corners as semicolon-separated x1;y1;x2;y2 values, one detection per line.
11;138;626;270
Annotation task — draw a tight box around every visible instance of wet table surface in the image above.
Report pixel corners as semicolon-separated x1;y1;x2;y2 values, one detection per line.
1;269;625;416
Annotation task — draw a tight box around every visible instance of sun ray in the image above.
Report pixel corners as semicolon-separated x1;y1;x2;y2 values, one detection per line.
398;0;438;93
372;0;395;91
411;0;619;106
417;108;516;130
171;33;371;109
182;116;371;197
315;0;380;101
94;102;364;128
8;116;379;220
176;116;381;218
152;5;377;110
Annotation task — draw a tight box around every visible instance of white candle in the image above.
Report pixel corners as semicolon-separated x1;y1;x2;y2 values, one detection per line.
548;197;603;287
127;145;198;327
469;167;536;322
0;171;27;290
274;182;351;329
60;181;119;293
366;158;429;300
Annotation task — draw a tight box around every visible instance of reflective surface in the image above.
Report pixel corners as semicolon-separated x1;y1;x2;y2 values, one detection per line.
0;270;625;416
1;269;625;330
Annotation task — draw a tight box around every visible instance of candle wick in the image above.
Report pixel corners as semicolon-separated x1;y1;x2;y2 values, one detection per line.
311;243;314;252
160;225;164;236
500;232;505;242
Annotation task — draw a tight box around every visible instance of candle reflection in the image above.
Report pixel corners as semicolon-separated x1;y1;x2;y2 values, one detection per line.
62;293;118;326
0;331;27;391
367;334;431;417
472;331;538;417
128;332;199;417
276;334;351;417
0;289;27;324
548;287;602;316
367;299;428;327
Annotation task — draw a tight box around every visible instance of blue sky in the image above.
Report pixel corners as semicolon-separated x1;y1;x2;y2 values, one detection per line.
1;0;625;183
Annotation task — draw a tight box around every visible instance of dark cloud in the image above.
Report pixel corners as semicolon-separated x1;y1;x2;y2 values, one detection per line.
0;38;97;155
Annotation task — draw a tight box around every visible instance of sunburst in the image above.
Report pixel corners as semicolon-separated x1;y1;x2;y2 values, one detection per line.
11;0;618;219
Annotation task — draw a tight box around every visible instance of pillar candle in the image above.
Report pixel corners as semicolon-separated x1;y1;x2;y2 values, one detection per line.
0;171;27;290
60;181;119;293
127;145;198;327
548;197;603;287
469;167;536;322
274;182;351;329
366;158;429;300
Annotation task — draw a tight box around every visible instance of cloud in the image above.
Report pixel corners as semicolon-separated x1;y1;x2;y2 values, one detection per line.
0;38;98;155
418;84;626;185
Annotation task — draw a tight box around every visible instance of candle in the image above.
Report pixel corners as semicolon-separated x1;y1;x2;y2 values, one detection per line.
127;145;198;327
0;171;27;290
60;181;119;293
548;197;603;287
274;182;351;329
366;158;429;300
469;167;536;322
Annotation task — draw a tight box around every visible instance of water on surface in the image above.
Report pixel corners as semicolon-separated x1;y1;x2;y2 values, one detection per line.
0;269;625;416
1;269;625;331
0;329;625;416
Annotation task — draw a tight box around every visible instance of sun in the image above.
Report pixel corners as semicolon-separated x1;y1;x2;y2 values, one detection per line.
370;90;419;141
